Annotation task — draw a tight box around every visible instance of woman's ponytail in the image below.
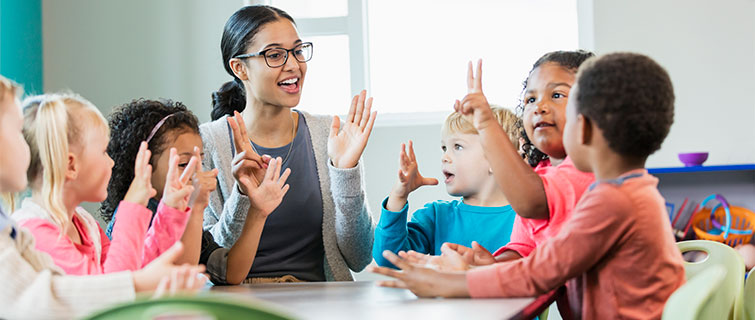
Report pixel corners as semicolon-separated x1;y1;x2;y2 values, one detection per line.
211;80;246;120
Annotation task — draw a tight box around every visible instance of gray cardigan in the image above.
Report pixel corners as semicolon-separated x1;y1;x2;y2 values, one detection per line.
200;111;374;281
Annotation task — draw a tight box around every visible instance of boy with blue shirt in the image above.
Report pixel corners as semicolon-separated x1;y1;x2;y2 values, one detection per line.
373;107;519;267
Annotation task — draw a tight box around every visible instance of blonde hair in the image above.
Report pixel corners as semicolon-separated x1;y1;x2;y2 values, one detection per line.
443;105;521;147
22;93;108;230
0;75;22;210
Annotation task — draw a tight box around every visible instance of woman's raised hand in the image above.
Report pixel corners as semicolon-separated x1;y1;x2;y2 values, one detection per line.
228;111;271;195
124;141;158;206
328;90;377;169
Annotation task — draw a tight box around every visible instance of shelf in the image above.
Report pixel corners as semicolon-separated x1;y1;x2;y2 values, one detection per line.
648;164;755;174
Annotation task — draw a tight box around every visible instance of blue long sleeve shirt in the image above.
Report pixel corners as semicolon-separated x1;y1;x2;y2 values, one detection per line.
373;197;517;267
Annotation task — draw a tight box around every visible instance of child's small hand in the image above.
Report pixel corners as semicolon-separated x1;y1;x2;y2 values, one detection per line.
188;146;218;211
370;250;470;298
133;242;206;294
247;157;291;219
152;265;209;298
443;241;497;266
454;60;497;132
398;247;469;272
387;141;438;211
124;141;157;206
162;148;198;211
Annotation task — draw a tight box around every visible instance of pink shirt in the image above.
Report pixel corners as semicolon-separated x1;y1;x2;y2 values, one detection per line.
495;157;595;257
15;200;189;275
468;170;685;319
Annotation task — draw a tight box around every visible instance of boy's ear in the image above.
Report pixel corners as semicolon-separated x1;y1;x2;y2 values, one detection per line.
578;114;593;146
65;153;78;181
229;58;249;81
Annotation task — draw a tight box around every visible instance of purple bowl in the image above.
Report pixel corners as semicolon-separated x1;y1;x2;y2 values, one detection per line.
678;152;708;167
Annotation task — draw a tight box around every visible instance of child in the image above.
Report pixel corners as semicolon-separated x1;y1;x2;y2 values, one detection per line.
436;51;598;265
372;107;519;267
371;52;686;319
0;75;205;319
104;100;291;284
103;99;213;265
13;94;196;275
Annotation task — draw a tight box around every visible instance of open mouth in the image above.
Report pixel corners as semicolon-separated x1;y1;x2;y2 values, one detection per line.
277;77;300;94
443;170;455;183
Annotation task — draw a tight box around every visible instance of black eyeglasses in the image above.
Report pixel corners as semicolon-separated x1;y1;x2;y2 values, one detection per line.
234;42;313;68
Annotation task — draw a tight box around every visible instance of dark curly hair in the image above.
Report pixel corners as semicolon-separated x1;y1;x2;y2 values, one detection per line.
575;52;674;158
211;5;295;120
515;50;595;167
99;99;199;222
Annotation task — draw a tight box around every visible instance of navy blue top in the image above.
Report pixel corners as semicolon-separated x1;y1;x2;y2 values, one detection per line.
236;111;325;281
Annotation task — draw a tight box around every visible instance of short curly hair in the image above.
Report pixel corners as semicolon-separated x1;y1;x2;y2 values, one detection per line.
575;52;674;158
100;99;199;222
515;50;595;167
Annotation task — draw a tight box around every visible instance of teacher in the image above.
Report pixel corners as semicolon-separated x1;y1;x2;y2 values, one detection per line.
200;5;375;283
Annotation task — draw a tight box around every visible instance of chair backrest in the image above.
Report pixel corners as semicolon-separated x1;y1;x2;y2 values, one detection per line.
678;240;745;320
663;265;726;320
82;294;296;320
745;268;755;320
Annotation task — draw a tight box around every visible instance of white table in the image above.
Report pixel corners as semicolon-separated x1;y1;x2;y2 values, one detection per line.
211;281;535;320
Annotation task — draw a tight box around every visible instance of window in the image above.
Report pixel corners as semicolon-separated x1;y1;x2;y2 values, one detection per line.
270;0;367;115
369;0;579;124
265;0;579;124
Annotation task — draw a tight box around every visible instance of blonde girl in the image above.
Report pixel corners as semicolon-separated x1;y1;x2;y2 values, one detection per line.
12;93;197;275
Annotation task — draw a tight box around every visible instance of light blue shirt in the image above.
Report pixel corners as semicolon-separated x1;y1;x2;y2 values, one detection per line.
373;197;517;268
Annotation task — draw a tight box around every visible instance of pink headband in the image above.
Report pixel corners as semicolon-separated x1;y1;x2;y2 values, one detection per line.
145;113;175;143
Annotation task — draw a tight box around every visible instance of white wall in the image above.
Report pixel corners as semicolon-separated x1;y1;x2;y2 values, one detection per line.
43;0;240;123
582;0;755;167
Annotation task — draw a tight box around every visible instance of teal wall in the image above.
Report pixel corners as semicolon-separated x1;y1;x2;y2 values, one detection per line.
0;0;42;94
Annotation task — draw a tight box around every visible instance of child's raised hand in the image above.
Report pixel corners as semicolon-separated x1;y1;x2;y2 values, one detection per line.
228;111;270;196
387;141;438;211
369;250;470;298
188;146;218;211
124;141;157;206
247;157;291;219
162;148;198;211
393;140;438;198
454;60;497;132
327;90;377;169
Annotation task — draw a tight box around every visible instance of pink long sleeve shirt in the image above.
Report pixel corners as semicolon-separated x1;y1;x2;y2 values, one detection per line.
494;157;595;257
468;170;685;319
14;199;189;275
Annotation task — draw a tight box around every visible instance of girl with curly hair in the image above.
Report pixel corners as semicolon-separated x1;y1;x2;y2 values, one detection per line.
104;99;289;284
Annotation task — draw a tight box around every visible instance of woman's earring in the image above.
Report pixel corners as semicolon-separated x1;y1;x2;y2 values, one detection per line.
488;168;493;175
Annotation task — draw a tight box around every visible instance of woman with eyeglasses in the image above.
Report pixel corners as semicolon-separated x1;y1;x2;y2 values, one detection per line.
200;5;376;284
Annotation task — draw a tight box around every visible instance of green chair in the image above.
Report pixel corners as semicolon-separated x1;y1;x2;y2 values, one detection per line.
663;264;726;320
82;294;296;320
745;268;755;320
678;240;746;320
